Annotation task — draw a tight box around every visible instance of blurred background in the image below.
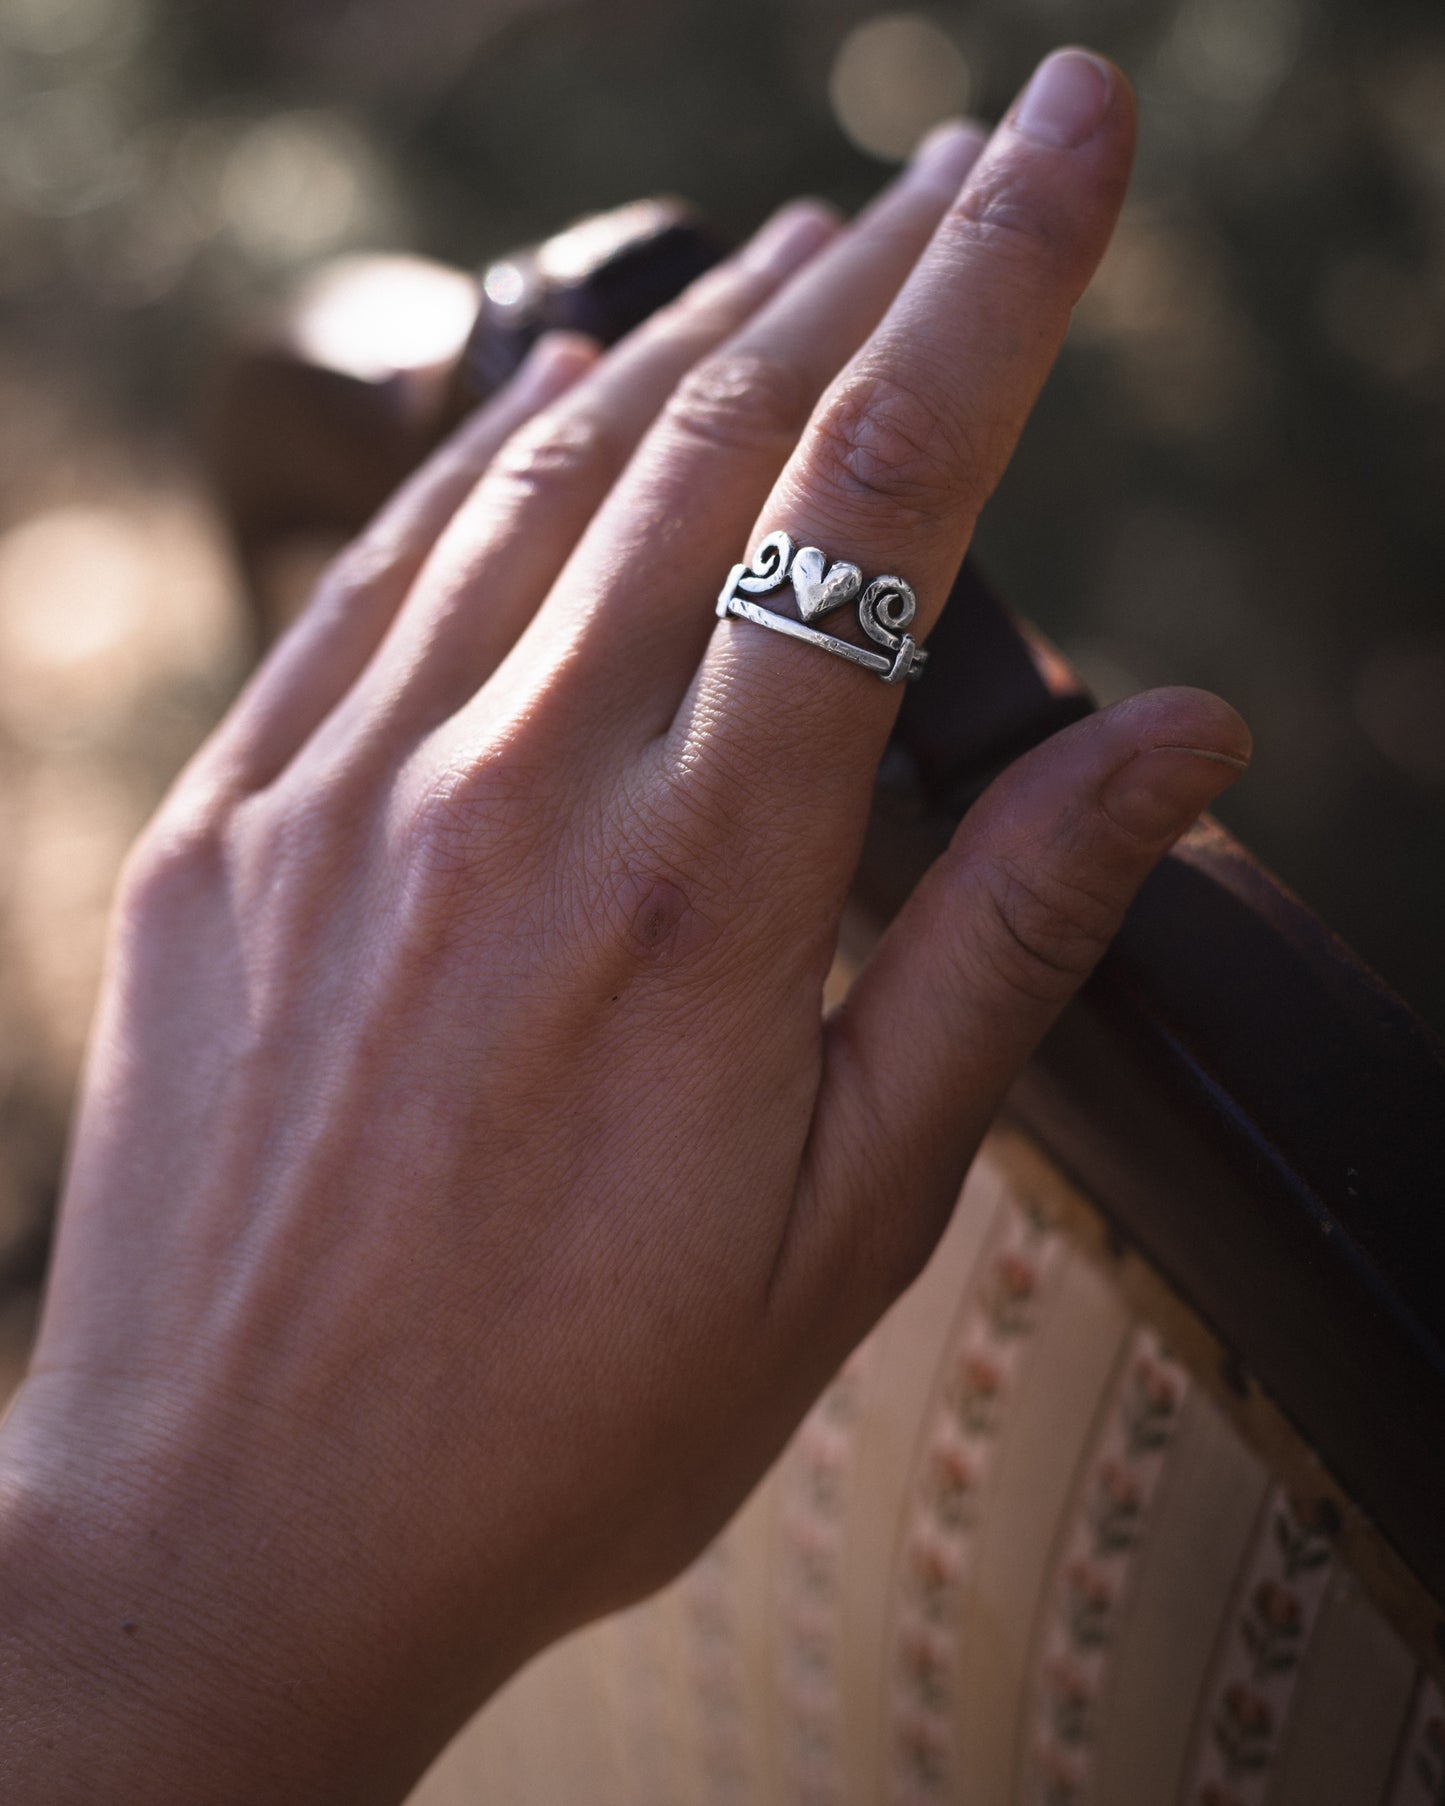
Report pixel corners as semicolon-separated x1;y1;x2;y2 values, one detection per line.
0;0;1443;1376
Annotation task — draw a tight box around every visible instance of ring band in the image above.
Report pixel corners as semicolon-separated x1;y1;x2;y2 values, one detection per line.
716;531;929;685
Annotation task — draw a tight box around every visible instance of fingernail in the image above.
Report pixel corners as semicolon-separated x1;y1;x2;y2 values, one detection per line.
906;117;988;190
1013;48;1114;149
1100;745;1249;841
741;199;841;276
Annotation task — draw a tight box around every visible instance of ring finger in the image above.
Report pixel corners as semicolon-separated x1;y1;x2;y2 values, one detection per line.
688;50;1136;872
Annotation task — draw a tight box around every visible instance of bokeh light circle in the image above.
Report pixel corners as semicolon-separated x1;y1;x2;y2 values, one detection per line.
829;12;975;162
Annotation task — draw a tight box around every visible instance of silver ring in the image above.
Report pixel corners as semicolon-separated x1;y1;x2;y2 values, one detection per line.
716;531;929;685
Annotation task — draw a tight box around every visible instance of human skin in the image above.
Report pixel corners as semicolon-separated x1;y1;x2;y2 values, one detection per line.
0;49;1249;1804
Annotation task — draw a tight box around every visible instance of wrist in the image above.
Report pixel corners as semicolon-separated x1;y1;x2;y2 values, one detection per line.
0;1373;500;1805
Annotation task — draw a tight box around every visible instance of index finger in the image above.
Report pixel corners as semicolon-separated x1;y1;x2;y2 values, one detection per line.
681;49;1136;851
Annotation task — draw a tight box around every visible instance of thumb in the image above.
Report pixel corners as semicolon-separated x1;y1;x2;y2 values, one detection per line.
790;685;1251;1320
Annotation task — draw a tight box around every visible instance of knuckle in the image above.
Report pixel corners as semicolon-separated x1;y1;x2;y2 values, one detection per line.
118;797;231;924
486;409;614;504
407;750;539;865
944;161;1065;267
808;367;974;530
399;723;576;915
310;531;400;617
381;762;535;953
973;853;1121;1007
662;351;813;458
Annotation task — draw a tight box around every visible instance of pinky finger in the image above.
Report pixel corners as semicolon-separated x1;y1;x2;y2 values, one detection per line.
197;331;599;797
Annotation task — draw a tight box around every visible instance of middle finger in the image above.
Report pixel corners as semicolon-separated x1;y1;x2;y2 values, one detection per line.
285;197;840;786
689;50;1136;858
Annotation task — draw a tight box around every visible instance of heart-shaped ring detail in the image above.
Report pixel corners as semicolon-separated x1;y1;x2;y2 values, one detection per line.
790;544;861;623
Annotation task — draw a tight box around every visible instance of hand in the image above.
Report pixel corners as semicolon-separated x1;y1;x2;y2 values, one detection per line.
0;50;1247;1805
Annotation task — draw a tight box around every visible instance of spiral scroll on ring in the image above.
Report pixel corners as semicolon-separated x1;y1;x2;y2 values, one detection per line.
737;530;795;594
858;576;918;652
